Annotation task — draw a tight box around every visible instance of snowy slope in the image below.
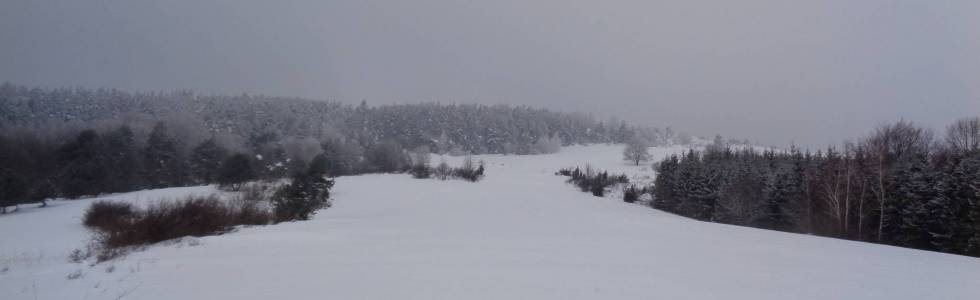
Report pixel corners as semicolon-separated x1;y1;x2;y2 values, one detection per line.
2;145;979;299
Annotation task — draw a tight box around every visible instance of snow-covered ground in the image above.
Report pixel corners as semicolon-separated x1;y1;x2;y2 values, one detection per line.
2;144;979;299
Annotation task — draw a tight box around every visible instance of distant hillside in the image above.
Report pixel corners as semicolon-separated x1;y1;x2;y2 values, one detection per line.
0;83;638;155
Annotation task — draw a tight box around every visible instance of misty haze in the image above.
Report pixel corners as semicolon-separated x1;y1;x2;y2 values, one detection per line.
1;1;979;299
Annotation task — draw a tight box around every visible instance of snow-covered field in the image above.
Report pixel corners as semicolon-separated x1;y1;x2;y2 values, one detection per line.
2;144;979;299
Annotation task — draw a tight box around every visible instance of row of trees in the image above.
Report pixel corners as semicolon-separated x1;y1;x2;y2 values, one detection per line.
653;118;980;257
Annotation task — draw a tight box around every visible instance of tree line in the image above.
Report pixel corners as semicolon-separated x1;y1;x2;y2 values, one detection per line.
652;117;980;257
0;120;417;212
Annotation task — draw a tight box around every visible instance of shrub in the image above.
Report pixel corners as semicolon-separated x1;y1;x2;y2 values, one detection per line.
409;165;431;179
83;201;135;231
591;184;606;197
453;156;485;182
433;160;451;180
233;198;272;226
623;185;640;203
84;195;273;261
99;197;230;250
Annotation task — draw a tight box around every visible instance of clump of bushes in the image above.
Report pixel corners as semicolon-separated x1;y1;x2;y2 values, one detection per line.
410;156;485;182
82;201;136;231
82;171;335;261
556;166;628;197
82;196;273;260
452;156;485;182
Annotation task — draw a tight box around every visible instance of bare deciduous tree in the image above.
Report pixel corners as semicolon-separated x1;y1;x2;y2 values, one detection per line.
865;120;932;241
623;138;650;165
946;117;980;153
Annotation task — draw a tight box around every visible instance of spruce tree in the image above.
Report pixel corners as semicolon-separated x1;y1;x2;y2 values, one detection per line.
756;169;798;231
886;154;942;249
957;153;980;255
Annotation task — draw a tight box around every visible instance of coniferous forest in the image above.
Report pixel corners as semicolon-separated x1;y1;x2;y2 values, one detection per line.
653;118;980;257
0;83;635;210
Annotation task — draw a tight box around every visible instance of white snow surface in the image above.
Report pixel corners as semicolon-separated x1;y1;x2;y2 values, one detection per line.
2;144;979;299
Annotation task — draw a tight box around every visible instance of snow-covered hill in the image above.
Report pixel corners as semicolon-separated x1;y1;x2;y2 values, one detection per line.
2;145;978;299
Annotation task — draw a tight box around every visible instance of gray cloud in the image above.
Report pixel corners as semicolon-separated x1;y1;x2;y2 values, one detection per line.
2;0;978;147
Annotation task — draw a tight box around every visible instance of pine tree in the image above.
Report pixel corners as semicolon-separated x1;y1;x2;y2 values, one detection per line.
0;135;30;212
436;131;450;155
144;123;183;188
189;137;228;184
101;126;141;192
614;122;632;143
273;170;334;222
57;130;105;198
306;153;331;178
11;134;58;207
653;155;680;212
217;153;255;189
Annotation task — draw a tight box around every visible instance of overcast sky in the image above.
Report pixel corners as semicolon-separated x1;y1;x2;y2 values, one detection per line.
2;0;978;147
